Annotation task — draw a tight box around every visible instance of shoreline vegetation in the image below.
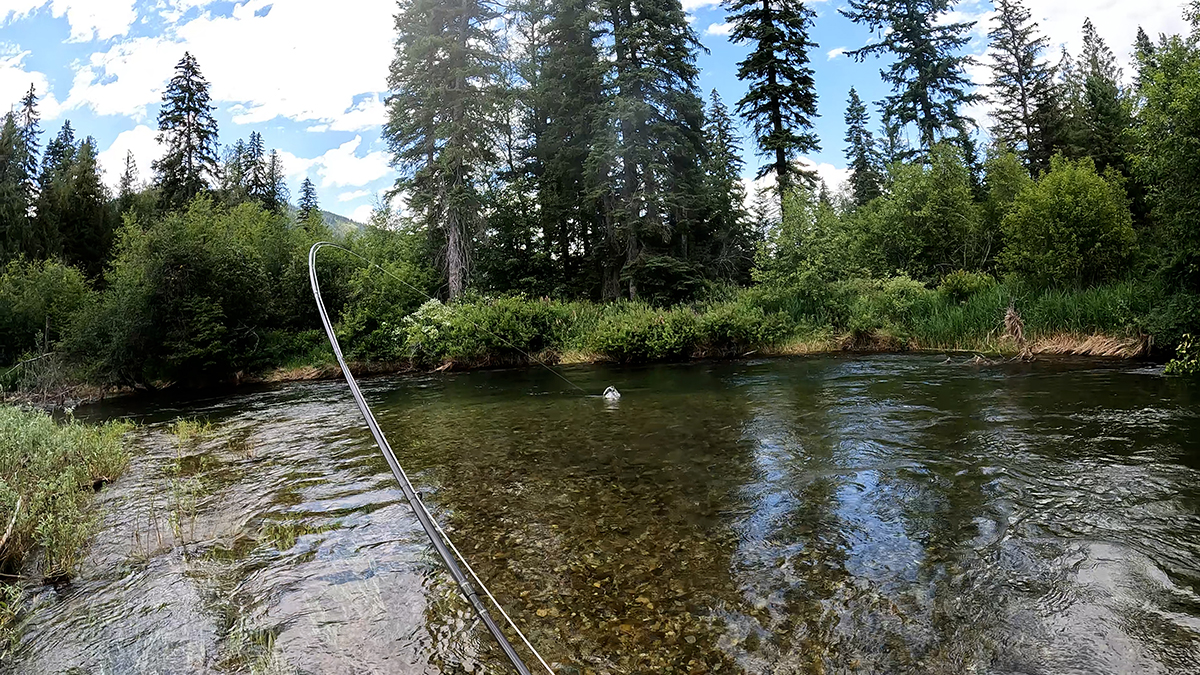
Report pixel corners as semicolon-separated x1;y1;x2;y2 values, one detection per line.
0;406;131;653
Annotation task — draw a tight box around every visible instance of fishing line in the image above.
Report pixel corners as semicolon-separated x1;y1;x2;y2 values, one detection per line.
309;242;556;675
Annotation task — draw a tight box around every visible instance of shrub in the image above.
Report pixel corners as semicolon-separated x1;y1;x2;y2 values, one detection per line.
591;304;699;363
697;301;792;355
1000;155;1136;287
938;270;997;304
0;259;93;366
1165;334;1200;375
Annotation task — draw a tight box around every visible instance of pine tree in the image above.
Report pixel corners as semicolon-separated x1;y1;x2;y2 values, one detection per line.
60;138;115;278
1075;18;1132;175
987;0;1061;175
600;0;708;299
297;177;319;222
16;84;41;207
263;150;287;213
0;114;30;264
1133;26;1157;93
724;0;820;195
703;89;752;281
32;122;78;260
246;131;267;201
118;150;139;214
527;0;607;290
844;87;882;206
153;52;220;209
841;0;981;158
385;0;502;297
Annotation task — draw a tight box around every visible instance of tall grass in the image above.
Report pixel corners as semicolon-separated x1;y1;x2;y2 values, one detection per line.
0;406;132;653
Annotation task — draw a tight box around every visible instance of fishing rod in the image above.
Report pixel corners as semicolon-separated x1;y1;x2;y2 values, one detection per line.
308;242;556;675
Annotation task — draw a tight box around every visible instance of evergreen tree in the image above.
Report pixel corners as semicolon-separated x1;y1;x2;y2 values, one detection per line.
844;87;882;206
384;0;502;297
987;0;1061;175
297;177;319;222
723;0;820;194
246;131;267;201
600;0;708;299
527;0;607;292
219;138;250;205
59;137;115;278
1133;26;1157;93
703;89;752;281
263;150;287;213
16;84;41;206
153;52;220;209
1076;18;1133;175
117;150;139;214
0;114;30;264
841;0;981;157
32;122;78;260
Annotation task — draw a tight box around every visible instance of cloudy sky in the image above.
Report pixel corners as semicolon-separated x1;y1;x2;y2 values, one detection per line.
0;0;1192;221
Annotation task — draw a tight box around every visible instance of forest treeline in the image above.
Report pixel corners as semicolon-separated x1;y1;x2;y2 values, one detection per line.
2;0;1200;390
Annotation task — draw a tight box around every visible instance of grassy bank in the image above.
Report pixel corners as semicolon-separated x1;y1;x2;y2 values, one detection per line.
0;406;131;654
311;276;1171;375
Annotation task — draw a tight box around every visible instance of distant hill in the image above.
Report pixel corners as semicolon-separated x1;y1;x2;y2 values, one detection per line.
285;205;364;234
321;210;363;234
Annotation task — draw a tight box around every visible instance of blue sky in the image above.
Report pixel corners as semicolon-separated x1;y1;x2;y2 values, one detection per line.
0;0;1191;221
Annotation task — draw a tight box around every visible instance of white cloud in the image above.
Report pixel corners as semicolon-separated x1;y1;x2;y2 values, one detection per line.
682;0;720;11
280;136;392;190
827;47;848;60
63;0;395;128
96;124;159;191
705;22;732;36
338;189;371;202
350;203;375;224
0;1;138;42
0;45;61;118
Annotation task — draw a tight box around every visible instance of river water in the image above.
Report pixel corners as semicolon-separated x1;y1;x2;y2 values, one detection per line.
8;355;1200;674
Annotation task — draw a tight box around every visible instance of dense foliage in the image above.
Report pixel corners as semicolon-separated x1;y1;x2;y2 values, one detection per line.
1;1;1199;391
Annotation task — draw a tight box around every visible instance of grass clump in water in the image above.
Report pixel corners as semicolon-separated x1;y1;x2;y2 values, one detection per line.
0;405;131;652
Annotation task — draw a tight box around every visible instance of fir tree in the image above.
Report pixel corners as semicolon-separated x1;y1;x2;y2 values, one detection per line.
528;0;606;289
32;122;79;260
246;131;267;201
0;114;30;264
297;177;319;222
703;89;753;281
153;52;220;209
60;137;115;278
385;0;502;297
844;87;882;206
263;150;287;213
724;0;820;194
118;150;139;214
841;0;981;157
16;84;41;206
1076;18;1132;175
601;0;708;299
987;0;1061;175
1133;26;1157;93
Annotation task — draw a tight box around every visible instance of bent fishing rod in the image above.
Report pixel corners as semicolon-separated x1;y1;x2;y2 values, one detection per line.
308;242;556;675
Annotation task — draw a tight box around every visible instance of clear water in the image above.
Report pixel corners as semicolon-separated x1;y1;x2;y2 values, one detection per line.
9;355;1200;674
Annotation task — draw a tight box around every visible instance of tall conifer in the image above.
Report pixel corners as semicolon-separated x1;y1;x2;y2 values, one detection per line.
987;0;1061;174
385;0;502;297
844;87;882;206
153;52;220;209
703;89;752;280
841;0;981;157
723;0;820;194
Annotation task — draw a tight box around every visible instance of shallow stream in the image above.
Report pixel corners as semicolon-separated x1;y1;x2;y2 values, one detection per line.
9;355;1200;673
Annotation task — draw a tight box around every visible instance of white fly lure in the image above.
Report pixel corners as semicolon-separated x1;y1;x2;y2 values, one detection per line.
603;386;621;401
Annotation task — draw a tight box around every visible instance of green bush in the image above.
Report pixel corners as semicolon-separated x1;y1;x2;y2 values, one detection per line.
697;301;792;355
0;259;93;365
1165;334;1200;375
938;270;997;304
1000;155;1136;287
591;304;699;363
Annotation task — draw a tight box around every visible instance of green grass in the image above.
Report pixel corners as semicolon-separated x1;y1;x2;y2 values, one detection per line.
0;405;132;653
